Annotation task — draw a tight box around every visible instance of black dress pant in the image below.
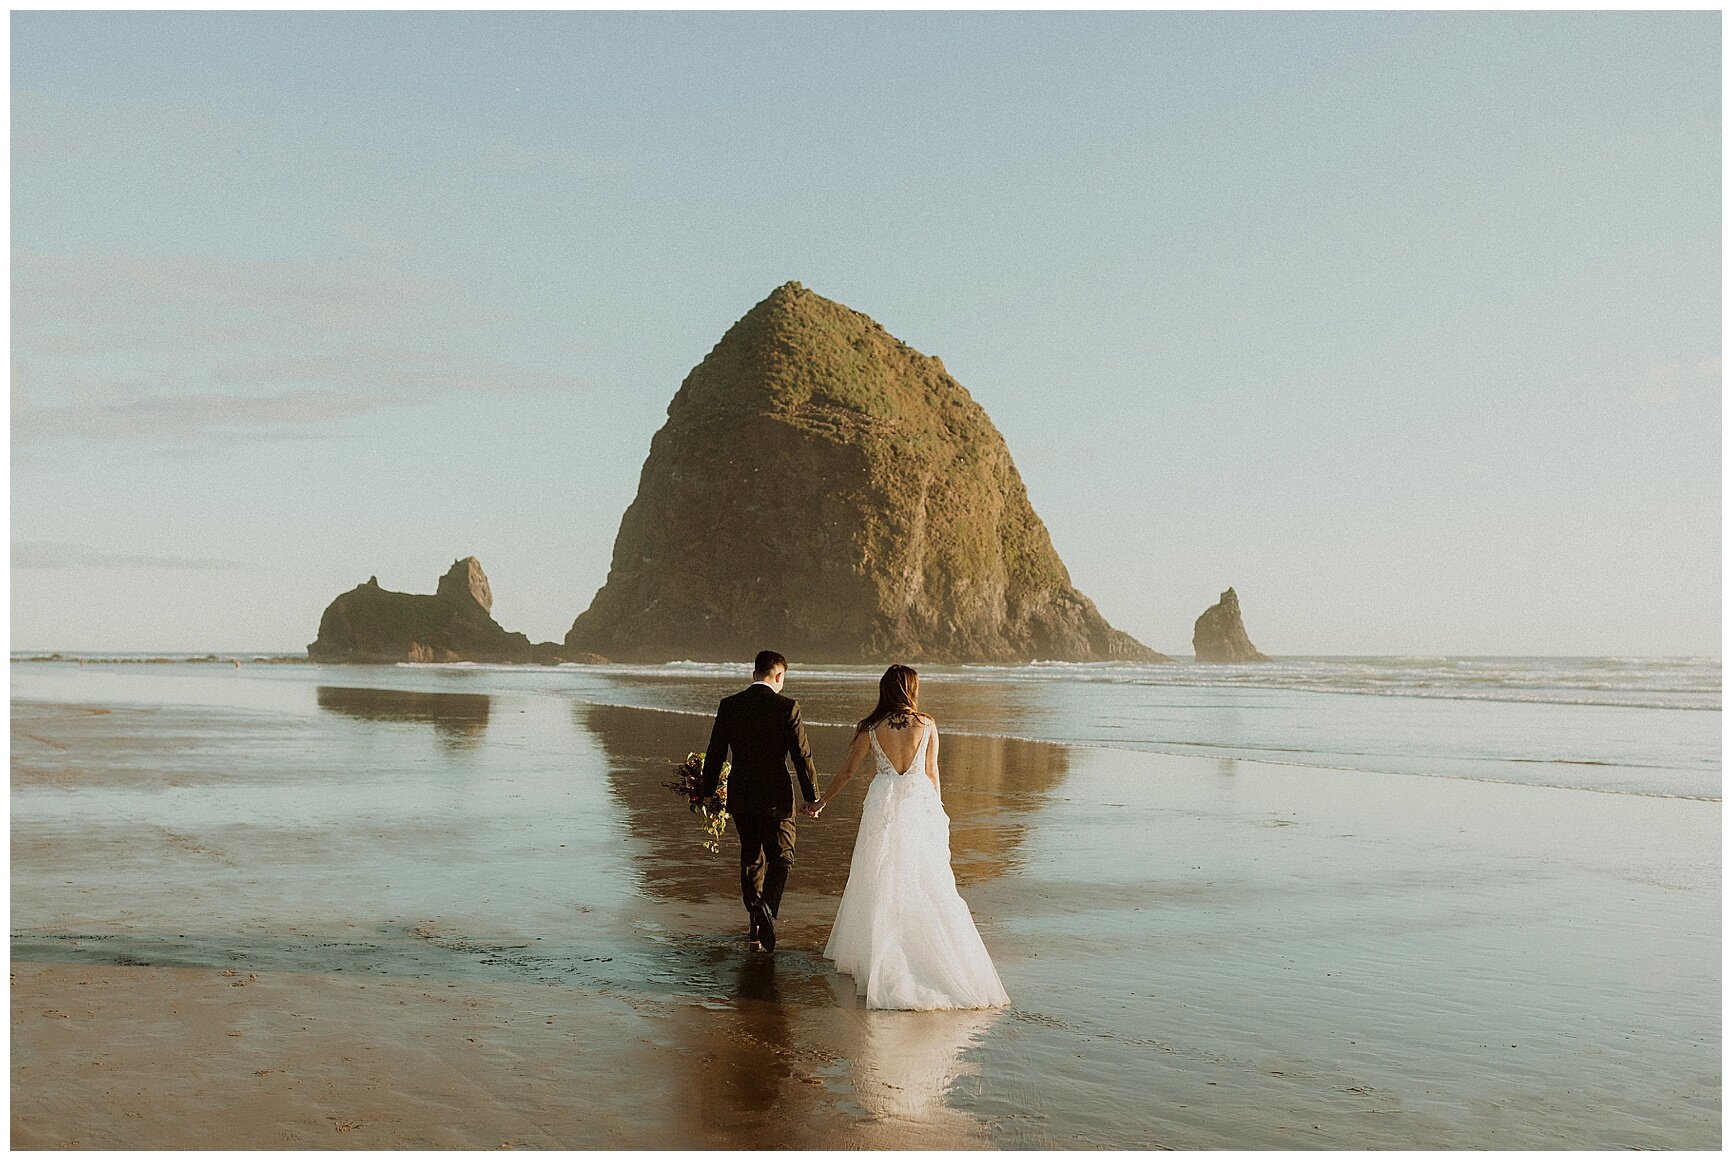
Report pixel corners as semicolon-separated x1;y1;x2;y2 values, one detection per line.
734;814;796;918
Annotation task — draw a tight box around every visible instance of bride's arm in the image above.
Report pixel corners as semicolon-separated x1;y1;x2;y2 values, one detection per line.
926;721;941;798
810;730;870;816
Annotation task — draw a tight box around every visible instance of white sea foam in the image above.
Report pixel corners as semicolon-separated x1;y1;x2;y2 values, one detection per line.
380;654;1722;710
902;656;1720;711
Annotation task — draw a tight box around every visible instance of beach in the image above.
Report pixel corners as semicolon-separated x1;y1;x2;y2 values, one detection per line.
10;662;1721;1148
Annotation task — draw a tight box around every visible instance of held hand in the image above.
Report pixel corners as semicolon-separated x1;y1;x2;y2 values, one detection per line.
801;801;824;818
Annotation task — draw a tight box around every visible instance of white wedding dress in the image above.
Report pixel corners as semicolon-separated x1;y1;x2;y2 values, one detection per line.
823;719;1010;1011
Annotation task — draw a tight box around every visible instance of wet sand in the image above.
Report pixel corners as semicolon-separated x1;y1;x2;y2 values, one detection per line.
11;687;1720;1148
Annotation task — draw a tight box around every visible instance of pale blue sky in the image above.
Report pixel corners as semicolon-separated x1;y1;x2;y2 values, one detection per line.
11;11;1721;656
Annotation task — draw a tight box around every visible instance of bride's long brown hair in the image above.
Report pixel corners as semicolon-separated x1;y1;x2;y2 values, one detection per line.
856;665;927;734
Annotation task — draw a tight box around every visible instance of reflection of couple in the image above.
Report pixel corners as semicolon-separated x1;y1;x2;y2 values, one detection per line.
700;650;1009;1010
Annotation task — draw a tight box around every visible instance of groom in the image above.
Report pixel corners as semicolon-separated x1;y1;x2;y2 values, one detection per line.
699;650;820;952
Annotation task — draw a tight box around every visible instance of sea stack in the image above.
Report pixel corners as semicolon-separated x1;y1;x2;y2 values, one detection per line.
309;557;576;664
566;282;1165;664
1192;587;1269;663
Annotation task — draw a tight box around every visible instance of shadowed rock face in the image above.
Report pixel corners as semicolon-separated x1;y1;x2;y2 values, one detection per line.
566;282;1165;664
309;557;573;664
1193;587;1269;663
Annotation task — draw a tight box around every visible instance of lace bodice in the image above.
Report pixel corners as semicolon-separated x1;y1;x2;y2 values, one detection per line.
868;717;932;779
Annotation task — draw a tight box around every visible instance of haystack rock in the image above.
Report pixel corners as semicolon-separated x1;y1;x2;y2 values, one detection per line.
566;282;1166;664
1193;587;1269;663
309;557;577;664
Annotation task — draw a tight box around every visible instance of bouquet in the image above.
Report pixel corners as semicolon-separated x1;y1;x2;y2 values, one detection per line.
662;751;730;855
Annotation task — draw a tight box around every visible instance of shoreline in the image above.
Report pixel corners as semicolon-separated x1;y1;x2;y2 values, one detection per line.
12;692;1721;1148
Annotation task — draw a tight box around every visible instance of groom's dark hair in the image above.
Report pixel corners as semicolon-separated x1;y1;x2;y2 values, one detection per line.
753;650;787;679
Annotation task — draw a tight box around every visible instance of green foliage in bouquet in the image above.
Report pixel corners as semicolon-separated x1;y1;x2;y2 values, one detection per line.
662;751;731;855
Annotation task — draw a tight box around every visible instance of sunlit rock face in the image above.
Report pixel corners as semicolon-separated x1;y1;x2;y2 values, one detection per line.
566;282;1164;664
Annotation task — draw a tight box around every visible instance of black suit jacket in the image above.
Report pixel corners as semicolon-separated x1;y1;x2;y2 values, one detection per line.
700;683;818;818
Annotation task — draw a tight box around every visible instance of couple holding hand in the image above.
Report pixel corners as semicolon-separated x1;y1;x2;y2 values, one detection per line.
699;650;1007;1011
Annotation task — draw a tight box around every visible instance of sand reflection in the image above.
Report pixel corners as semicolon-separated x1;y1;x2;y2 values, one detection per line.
575;701;1070;904
644;944;1001;1145
714;954;796;1121
849;1008;1001;1127
315;686;491;749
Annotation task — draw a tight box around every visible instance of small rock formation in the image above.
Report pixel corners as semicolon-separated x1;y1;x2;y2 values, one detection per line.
565;282;1166;664
309;557;579;664
1193;587;1269;663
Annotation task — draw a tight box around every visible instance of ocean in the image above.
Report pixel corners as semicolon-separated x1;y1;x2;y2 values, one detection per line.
15;653;1718;799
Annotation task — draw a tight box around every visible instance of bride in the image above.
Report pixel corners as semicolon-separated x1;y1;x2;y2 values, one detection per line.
804;665;1010;1011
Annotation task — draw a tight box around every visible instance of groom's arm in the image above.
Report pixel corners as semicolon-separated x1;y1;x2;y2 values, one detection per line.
700;702;729;800
787;701;819;804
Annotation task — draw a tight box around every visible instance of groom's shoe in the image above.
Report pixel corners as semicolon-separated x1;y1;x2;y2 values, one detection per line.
753;903;776;952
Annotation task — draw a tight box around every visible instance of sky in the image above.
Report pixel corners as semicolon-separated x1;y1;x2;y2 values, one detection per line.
10;11;1721;657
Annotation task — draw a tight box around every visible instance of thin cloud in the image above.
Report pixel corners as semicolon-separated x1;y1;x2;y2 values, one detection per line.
13;388;401;443
14;541;252;571
13;252;589;445
1640;356;1721;384
14;89;617;448
1628;356;1720;406
480;140;645;182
